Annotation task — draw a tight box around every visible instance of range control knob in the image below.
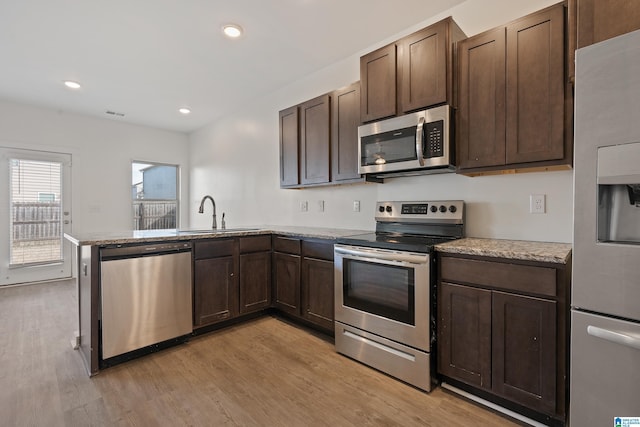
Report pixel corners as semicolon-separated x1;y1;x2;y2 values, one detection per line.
430;205;438;213
449;205;457;213
378;206;385;213
385;206;392;213
439;205;447;213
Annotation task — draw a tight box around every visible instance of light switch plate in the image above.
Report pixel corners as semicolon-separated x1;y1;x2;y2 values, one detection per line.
300;201;308;212
353;200;360;212
317;200;324;212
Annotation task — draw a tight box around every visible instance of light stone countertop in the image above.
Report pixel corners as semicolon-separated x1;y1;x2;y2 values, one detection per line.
64;226;370;246
65;228;572;265
435;237;572;264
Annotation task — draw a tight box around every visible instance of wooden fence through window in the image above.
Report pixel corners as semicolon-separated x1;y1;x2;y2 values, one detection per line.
11;202;61;241
133;200;177;230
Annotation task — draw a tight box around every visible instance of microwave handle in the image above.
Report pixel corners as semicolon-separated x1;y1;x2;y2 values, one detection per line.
416;116;425;166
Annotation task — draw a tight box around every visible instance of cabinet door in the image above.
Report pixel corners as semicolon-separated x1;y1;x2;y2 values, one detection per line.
300;94;330;185
505;4;565;164
492;291;556;414
301;257;334;331
239;251;271;314
272;252;301;315
194;256;237;327
438;282;492;389
398;20;448;114
457;28;506;169
577;0;640;48
360;43;397;122
279;105;299;187
331;82;361;182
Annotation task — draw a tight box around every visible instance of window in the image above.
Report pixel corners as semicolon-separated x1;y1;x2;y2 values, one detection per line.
132;161;179;230
9;159;63;266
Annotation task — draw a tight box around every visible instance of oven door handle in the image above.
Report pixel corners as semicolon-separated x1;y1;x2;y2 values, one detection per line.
335;245;428;265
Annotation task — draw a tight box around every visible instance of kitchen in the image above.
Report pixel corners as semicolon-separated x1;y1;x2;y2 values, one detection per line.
0;1;638;426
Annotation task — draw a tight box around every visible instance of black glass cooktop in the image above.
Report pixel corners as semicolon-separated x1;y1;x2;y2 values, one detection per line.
337;232;457;253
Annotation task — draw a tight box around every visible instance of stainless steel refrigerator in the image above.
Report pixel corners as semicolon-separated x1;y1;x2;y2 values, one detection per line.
572;30;640;426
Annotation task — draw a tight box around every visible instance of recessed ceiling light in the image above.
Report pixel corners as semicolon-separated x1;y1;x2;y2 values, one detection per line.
64;80;81;89
222;24;243;38
178;107;191;115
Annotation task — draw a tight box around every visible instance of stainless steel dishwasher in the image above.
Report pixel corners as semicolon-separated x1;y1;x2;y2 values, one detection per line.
100;241;192;360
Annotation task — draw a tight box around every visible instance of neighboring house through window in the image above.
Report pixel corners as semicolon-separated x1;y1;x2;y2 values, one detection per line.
132;161;179;230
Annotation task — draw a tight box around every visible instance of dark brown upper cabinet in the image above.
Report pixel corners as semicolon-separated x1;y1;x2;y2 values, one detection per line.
331;82;362;182
457;28;507;169
360;17;466;123
279;83;362;189
457;3;571;174
575;0;640;48
360;44;397;123
300;94;331;185
567;0;640;81
279;106;299;187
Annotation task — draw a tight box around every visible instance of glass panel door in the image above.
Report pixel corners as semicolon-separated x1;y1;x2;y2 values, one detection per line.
0;148;72;286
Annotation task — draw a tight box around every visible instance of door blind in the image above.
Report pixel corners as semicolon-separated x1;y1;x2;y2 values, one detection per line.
9;158;63;266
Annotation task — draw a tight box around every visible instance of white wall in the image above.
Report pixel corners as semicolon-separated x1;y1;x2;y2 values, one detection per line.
189;0;573;243
0;100;189;235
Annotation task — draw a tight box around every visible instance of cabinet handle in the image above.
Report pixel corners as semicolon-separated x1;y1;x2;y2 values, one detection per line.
587;325;640;351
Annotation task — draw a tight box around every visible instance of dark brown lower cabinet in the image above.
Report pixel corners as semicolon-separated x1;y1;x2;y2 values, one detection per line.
437;253;570;425
194;236;272;328
438;283;492;389
492;291;557;414
301;255;334;331
272;236;335;333
272;251;301;315
239;236;272;314
193;239;238;327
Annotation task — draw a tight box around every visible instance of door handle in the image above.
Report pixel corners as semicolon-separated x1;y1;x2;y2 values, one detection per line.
416;116;425;166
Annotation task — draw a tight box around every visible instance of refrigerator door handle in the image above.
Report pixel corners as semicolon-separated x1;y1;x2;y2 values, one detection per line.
587;325;640;351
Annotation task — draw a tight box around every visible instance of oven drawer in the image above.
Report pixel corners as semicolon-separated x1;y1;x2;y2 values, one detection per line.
335;322;432;392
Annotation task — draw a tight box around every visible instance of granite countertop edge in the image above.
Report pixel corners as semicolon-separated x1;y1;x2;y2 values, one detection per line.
64;226;370;246
434;237;572;264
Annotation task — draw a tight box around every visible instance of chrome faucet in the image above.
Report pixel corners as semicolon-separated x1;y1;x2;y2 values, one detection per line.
198;195;217;229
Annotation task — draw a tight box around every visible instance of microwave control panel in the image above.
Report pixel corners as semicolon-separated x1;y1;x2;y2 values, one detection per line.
424;120;444;158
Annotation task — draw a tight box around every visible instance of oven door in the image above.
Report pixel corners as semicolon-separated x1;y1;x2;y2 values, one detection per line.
334;244;431;351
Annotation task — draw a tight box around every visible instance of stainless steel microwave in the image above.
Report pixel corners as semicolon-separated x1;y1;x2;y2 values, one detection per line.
358;105;454;177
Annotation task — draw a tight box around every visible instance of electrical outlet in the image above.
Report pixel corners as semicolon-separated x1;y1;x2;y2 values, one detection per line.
530;194;546;214
317;200;324;212
300;201;308;212
353;200;360;212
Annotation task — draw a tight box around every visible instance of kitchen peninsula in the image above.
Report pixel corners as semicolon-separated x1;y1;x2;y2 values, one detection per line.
64;226;366;376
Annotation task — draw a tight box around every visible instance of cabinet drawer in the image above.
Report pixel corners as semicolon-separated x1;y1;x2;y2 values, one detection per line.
272;236;301;254
239;235;271;253
302;240;334;261
194;239;236;260
440;256;556;297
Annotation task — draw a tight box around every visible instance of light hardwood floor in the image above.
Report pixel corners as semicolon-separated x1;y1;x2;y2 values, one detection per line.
0;280;521;426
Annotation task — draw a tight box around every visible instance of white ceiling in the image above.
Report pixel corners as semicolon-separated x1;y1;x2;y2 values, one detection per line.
0;0;465;133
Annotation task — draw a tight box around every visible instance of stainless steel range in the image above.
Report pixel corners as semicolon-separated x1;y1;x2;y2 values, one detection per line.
334;200;464;391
